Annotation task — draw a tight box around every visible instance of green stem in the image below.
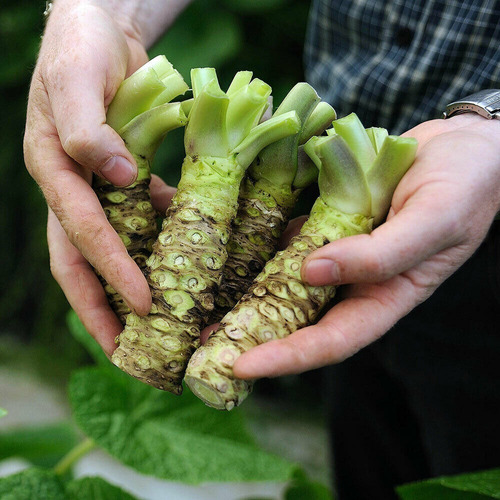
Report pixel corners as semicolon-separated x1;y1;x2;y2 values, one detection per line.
366;135;417;225
226;78;271;149
107;55;187;131
191;67;218;97
366;127;389;154
314;133;371;216
293;145;318;189
233;111;301;169
54;438;95;476
226;71;253;96
332;113;376;173
184;79;229;157
299;101;336;144
120;102;187;159
247;82;321;188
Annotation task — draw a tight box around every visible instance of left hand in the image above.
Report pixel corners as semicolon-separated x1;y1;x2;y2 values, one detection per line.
233;113;500;379
47;174;176;354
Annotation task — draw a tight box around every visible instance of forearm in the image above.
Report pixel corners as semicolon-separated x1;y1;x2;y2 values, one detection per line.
48;0;192;48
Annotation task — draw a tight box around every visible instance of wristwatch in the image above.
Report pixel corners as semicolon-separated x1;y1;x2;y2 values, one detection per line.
443;89;500;119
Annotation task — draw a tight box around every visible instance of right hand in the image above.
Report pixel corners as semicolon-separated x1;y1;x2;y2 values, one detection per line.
24;1;153;352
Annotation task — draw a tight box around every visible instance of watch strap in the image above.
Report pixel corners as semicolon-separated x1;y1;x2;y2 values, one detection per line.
443;89;500;119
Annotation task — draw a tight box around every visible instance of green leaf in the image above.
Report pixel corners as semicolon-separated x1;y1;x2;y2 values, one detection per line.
0;407;7;418
397;468;500;500
0;421;79;468
0;470;139;500
66;310;109;366
69;367;295;484
66;476;138;500
285;480;333;500
284;469;334;500
0;468;66;500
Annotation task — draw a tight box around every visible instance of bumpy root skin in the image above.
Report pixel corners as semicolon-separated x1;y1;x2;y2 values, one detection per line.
112;155;242;393
185;200;372;409
210;178;297;322
93;156;157;322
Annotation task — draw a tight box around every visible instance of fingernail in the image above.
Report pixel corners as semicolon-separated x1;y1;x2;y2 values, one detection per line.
100;156;136;186
304;259;340;285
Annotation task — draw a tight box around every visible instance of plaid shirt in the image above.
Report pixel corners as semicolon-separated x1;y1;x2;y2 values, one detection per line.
305;0;500;134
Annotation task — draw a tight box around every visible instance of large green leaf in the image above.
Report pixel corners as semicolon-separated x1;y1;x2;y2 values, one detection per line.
285;480;333;500
0;468;66;500
0;422;79;468
0;469;139;500
66;476;138;500
69;366;296;484
397;468;500;500
284;469;333;500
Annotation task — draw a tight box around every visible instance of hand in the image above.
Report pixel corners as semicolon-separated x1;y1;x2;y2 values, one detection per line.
24;1;155;352
47;175;176;354
233;113;500;378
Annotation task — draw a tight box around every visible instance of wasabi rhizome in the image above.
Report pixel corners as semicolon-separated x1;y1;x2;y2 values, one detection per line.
111;67;300;394
94;56;188;323
210;84;336;322
185;113;417;410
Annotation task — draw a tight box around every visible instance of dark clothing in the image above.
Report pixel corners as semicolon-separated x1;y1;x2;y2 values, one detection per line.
325;222;500;499
305;1;500;497
305;0;500;134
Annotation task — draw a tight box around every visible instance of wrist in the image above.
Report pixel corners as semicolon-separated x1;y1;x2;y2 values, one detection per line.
96;0;193;48
49;0;192;48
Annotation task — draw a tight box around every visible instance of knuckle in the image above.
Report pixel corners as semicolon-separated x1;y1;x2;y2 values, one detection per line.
62;128;98;164
363;250;389;280
324;323;354;363
72;210;107;249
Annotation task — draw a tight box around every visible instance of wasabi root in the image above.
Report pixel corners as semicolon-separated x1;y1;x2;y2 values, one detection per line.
94;56;188;323
210;85;336;322
111;68;300;394
185;113;417;409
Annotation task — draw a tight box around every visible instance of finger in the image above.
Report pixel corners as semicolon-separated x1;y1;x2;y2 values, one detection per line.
34;139;151;316
301;199;460;287
279;215;308;249
41;4;139;187
233;274;421;379
47;209;122;355
46;60;137;187
200;323;220;345
150;174;177;214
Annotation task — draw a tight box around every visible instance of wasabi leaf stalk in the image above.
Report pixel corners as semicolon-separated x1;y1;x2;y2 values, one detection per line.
185;113;417;410
94;56;188;323
111;69;300;394
210;84;336;322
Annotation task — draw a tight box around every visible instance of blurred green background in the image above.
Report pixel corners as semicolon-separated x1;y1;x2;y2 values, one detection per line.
0;0;321;397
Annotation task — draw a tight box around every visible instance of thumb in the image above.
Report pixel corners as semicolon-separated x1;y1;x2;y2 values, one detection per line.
47;64;137;187
301;204;459;286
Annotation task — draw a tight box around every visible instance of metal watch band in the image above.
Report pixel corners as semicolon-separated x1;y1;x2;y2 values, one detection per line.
443;89;500;120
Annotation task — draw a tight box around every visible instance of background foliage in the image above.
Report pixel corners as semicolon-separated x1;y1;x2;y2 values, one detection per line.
0;0;314;383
